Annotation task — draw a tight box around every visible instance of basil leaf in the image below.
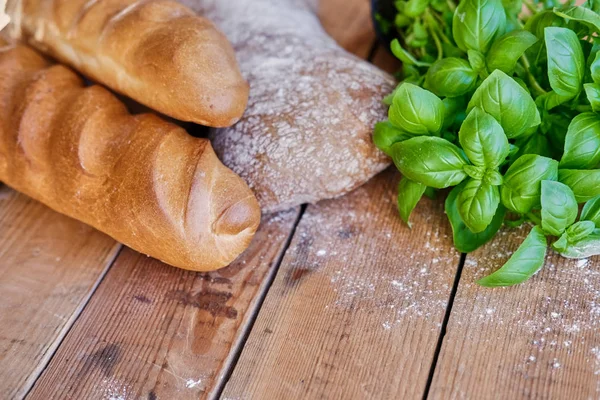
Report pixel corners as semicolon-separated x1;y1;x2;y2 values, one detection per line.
405;0;430;17
457;179;501;233
390;39;432;67
581;195;600;227
397;178;427;227
584;83;600;113
467;70;541;139
442;96;467;130
445;183;506;253
485;169;504;185
535;90;575;111
373;121;412;156
464;165;486;180
544;27;585;98
566;220;596;242
477;226;547;287
552;233;569;252
560;113;600;169
453;0;507;54
557;233;600;258
389;83;444;135
591;51;600;84
501;154;559;214
540;180;578;236
391;136;469;188
515;132;552;158
486;30;538;74
559;169;600;202
553;6;600;33
468;50;487;73
425;58;478;97
458;107;509;168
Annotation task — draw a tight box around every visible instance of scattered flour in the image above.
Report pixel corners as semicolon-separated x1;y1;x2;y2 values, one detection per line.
454;225;600;385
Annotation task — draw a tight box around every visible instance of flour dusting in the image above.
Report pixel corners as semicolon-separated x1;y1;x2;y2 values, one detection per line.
180;0;394;213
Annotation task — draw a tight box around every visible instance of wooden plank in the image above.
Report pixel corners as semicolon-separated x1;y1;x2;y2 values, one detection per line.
221;169;462;399
429;225;600;399
0;186;120;399
318;0;375;59
27;209;300;400
371;44;401;74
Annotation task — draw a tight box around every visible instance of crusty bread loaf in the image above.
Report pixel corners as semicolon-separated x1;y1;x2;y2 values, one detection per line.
0;41;260;271
180;0;394;213
6;0;249;127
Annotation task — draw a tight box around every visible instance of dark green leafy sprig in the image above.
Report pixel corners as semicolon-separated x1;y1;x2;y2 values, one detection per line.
374;0;600;286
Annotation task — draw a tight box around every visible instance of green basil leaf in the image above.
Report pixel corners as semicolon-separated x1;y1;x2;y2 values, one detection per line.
477;226;547;287
468;50;487;73
515;132;552;158
503;0;523;16
464;165;486;180
389;83;444;135
442;96;467;130
591;51;600;84
552;233;569;252
560;113;600;169
544;27;585;98
545;111;572;157
457;178;501;233
566;220;596;242
391;136;469;188
405;0;430;17
584;83;600;113
390;39;432;67
581;195;600;227
397;178;427;227
584;0;600;14
501;154;559;214
425;58;478;97
453;0;507;54
559;169;600;202
557;233;600;258
486;30;538;74
553;6;600;33
445;183;506;253
467;70;541;139
459;109;509;170
535;90;575;111
485;169;504;185
373;121;412;156
540;180;578;236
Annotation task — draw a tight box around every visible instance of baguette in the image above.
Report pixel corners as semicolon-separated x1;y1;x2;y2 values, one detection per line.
5;0;249;127
181;0;394;213
0;41;261;271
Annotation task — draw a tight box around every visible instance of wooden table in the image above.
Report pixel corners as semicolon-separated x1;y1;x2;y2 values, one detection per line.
2;1;600;399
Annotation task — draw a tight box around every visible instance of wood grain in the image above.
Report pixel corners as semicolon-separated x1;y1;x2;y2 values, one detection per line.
429;225;600;399
27;210;300;400
318;0;375;59
0;187;120;399
222;169;462;399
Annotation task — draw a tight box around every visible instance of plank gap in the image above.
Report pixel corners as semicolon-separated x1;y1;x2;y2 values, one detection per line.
422;252;467;400
211;205;308;400
366;39;380;63
22;245;124;400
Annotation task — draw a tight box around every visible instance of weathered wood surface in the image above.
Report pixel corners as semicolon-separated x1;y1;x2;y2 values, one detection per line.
0;187;120;399
222;170;462;399
27;209;300;400
429;225;600;400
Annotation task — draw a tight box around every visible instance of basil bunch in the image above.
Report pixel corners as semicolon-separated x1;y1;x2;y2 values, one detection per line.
374;0;600;286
